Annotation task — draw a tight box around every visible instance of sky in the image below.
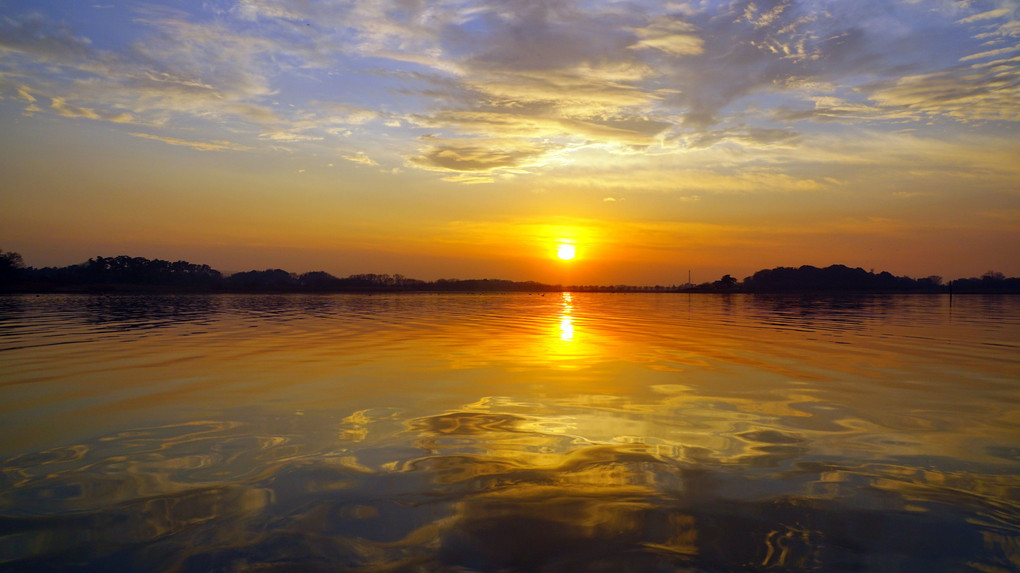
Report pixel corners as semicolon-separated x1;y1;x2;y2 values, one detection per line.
1;0;1018;285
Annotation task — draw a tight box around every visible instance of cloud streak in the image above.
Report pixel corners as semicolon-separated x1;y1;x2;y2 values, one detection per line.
129;132;252;152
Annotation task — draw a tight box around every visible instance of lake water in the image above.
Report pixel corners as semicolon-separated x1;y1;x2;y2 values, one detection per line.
1;293;1018;571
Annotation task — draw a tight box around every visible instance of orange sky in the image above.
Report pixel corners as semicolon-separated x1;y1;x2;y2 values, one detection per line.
1;1;1018;284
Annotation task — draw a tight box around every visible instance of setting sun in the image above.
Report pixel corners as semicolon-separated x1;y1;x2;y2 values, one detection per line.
556;244;576;260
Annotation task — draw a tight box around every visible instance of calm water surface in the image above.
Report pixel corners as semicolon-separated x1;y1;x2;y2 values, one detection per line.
1;293;1018;571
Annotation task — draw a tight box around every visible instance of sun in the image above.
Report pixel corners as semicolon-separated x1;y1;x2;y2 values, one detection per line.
556;243;576;260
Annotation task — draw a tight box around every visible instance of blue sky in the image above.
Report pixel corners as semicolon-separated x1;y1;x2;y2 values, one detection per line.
1;0;1018;283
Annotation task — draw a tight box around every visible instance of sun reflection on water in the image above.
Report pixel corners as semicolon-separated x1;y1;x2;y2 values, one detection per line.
559;292;574;342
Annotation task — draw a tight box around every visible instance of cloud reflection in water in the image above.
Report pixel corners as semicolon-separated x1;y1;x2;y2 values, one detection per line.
1;293;1019;571
2;408;1018;571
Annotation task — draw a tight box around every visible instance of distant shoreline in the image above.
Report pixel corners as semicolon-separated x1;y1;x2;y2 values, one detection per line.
2;252;1018;294
4;288;1018;296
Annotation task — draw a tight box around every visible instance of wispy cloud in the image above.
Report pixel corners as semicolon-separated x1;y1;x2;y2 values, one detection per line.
51;97;134;123
409;139;556;173
129;132;252;152
866;65;1020;122
630;17;704;56
957;8;1012;25
342;151;379;166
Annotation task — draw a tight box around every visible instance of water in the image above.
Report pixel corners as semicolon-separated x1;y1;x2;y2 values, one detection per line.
1;293;1018;571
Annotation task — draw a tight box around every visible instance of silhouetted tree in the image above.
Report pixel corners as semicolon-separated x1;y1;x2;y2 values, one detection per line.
299;271;343;290
741;265;924;293
714;274;738;291
0;249;25;286
224;269;297;290
73;255;220;288
952;271;1019;293
0;250;24;269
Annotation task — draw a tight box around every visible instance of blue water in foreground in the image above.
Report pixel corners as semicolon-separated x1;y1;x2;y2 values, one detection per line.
1;293;1018;571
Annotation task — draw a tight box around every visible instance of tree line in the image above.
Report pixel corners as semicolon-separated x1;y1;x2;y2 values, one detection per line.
0;251;1016;293
731;264;1018;294
0;252;566;293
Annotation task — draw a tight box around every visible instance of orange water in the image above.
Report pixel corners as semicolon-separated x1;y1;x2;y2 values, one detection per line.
1;293;1018;570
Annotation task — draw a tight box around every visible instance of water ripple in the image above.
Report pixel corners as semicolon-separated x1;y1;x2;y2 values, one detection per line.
1;293;1018;571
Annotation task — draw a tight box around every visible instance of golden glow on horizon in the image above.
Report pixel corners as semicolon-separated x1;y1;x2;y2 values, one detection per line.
556;243;577;260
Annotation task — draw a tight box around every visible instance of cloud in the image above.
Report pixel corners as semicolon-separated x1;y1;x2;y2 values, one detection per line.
259;131;324;143
235;0;312;22
630;17;704;56
957;8;1012;25
678;126;801;149
49;97;134;123
865;65;1020;122
742;1;790;30
0;10;284;129
541;165;830;195
318;104;380;126
437;1;640;74
407;105;670;149
771;96;917;123
441;173;496;184
341;151;379;166
959;46;1019;62
16;86;36;103
958;5;1020;41
129;132;251;151
0;13;94;63
409;140;555;173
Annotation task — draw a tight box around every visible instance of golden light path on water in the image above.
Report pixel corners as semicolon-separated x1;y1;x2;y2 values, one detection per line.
559;292;574;342
0;293;1018;571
